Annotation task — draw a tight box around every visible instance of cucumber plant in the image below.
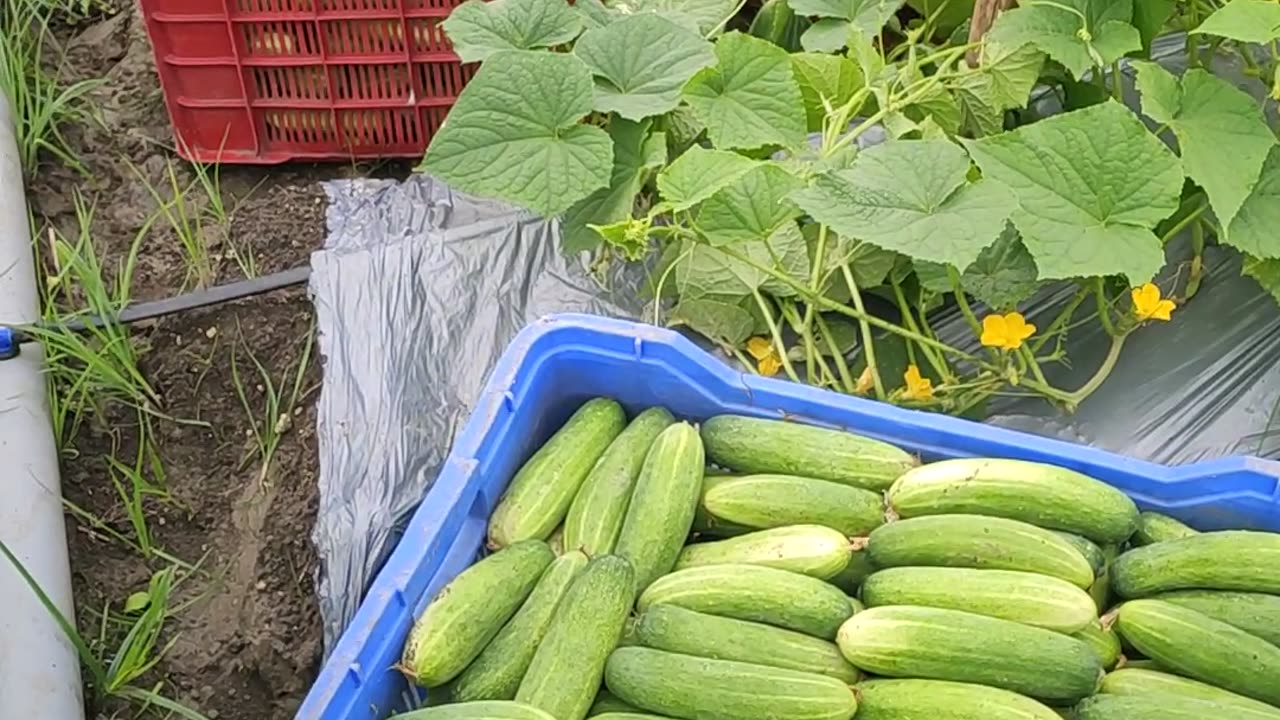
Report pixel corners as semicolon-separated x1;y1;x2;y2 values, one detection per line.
419;0;1280;414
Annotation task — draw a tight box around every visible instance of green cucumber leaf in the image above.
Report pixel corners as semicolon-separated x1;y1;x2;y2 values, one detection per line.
792;0;903;51
562;119;667;253
622;0;739;35
912;260;953;294
657;146;759;212
902;83;962;134
1243;254;1280;306
791;139;1016;269
675;223;810;298
1132;62;1275;228
683;32;808;151
953;43;1045;135
1191;0;1280;43
1132;0;1176;51
574;0;622;29
962;100;1182;284
957;225;1042;309
575;14;717;120
791;52;864;132
442;0;583;63
1227;147;1280;260
698;163;805;246
669;296;757;346
988;0;1140;79
421;51;612;216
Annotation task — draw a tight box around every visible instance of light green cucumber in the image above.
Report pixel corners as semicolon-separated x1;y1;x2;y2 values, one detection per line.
700;414;916;490
860;567;1096;633
1073;693;1280;720
402;540;554;686
1112;531;1280;597
866;514;1095;588
1115;599;1280;706
388;700;557;720
563;408;675;555
837;606;1103;702
516;556;635;720
633;604;859;683
702;474;885;536
1052;532;1106;576
604;646;858;720
829;548;875;594
675;524;851;579
887;458;1139;543
1101;668;1280;717
692;473;752;538
1073;621;1121;670
1154;589;1280;646
1133;511;1198;545
589;690;641;716
637;563;854;639
853;679;1060;720
450;551;589;701
489;398;626;547
614;422;705;593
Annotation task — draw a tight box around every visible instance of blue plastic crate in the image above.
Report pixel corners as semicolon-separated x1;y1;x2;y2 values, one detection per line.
297;313;1280;720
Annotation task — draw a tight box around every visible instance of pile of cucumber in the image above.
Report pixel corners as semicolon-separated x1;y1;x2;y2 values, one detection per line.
392;397;1280;720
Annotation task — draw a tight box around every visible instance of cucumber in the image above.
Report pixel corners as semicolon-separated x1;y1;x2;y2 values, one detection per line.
836;606;1103;702
866;514;1095;588
1111;531;1280;597
1052;532;1106;576
614;423;705;593
402;540;554;686
1133;511;1198;545
489;398;626;547
702;474;885;536
852;679;1060;720
1155;589;1280;646
633;604;859;683
1114;598;1280;706
1073;693;1280;720
692;474;750;538
604;646;858;720
860;567;1096;633
1088;544;1119;612
451;551;589;701
1117;658;1162;670
1073;621;1121;670
1101;668;1280;717
829;547;874;594
387;700;557;720
675;524;852;579
564;408;675;555
637;563;854;639
700;414;916;491
589;690;640;716
887;458;1139;543
516;556;635;720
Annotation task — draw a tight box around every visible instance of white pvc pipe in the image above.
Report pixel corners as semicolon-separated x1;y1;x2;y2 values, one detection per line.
0;95;84;718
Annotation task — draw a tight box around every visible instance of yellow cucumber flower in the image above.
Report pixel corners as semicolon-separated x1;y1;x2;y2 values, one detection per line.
980;311;1036;351
902;364;934;401
1131;282;1175;322
746;336;782;377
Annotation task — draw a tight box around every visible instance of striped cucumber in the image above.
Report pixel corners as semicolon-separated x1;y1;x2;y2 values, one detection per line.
1114;599;1280;706
564;408;675;555
836;606;1103;702
1101;668;1280;717
675;525;852;579
489;398;626;547
1073;621;1121;670
1073;693;1280;720
852;679;1060;720
637;563;854;639
1112;531;1280;597
1155;589;1280;646
604;646;858;720
692;473;752;538
1052;532;1106;576
700;414;916;490
829;547;874;594
633;604;859;683
589;690;641;716
614;422;705;593
388;701;557;720
1133;511;1198;545
516;556;635;720
860;567;1096;633
866;514;1095;588
702;474;885;536
402;540;554;686
450;551;589;701
887;458;1139;543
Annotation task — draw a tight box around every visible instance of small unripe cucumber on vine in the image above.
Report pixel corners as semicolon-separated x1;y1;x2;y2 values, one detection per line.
1111;531;1280;597
852;679;1061;720
886;458;1139;543
675;524;852;579
700;414;916;490
701;474;885;536
489;398;626;548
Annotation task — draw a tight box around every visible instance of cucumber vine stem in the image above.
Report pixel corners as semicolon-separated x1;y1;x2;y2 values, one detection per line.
839;262;887;399
751;287;801;383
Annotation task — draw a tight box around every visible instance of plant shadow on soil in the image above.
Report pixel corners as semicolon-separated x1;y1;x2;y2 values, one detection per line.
28;6;410;718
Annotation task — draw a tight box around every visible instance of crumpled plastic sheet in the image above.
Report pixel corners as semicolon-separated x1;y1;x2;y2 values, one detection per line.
308;35;1280;649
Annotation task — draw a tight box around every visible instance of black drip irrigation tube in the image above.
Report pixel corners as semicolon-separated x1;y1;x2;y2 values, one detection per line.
0;265;311;360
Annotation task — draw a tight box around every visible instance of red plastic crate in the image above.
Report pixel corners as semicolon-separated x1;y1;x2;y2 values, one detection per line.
138;0;476;163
